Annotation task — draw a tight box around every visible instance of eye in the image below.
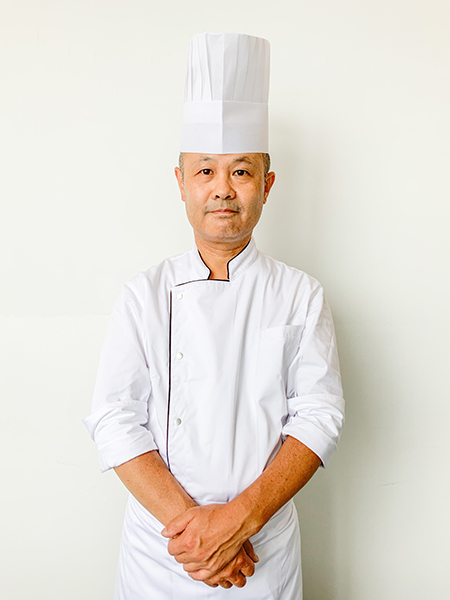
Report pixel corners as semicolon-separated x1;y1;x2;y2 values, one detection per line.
200;168;213;175
234;169;249;176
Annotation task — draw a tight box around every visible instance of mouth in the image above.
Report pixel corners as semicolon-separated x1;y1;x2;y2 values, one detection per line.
209;208;239;215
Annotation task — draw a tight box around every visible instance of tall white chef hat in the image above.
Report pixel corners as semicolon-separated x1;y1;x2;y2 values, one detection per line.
180;32;270;154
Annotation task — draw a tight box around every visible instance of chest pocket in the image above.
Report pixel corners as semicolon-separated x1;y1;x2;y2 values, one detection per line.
260;324;303;342
258;324;303;383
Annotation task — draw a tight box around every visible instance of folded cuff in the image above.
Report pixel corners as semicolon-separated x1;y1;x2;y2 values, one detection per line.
282;393;345;468
83;400;158;473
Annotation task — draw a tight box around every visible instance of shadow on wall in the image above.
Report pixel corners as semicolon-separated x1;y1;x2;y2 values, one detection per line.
295;470;337;600
295;305;387;600
294;307;350;600
262;117;375;598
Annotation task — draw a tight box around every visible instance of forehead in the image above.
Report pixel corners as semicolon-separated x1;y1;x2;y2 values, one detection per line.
184;153;264;170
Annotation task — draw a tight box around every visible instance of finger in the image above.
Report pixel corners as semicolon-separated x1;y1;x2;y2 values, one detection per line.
167;538;185;557
167;540;198;561
227;572;246;588
187;569;214;582
226;549;254;579
161;512;193;538
239;556;255;578
205;560;248;587
243;539;259;563
183;561;210;573
190;571;236;589
195;566;237;587
206;577;236;588
230;548;255;578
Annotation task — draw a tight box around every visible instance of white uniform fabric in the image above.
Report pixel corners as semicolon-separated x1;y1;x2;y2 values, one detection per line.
83;238;344;599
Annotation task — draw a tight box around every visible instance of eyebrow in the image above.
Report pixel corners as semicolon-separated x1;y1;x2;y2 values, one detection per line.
230;156;255;165
193;155;256;166
194;156;215;164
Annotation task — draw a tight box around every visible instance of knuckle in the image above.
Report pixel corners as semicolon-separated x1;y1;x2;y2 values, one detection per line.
192;551;203;564
221;569;233;581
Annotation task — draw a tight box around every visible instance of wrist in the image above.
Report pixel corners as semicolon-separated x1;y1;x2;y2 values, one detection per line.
228;492;265;539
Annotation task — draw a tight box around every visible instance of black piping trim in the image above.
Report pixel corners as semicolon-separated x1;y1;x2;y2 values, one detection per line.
227;238;252;280
165;240;252;467
165;290;173;472
174;278;224;287
192;239;252;282
198;251;212;279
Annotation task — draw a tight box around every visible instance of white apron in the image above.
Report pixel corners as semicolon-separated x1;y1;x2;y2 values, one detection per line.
115;497;302;600
84;238;344;599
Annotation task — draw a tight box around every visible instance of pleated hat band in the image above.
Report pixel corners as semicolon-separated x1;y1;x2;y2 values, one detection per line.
180;32;270;154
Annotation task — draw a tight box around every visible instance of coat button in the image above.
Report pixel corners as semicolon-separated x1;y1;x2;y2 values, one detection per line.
176;352;183;360
177;293;183;300
175;418;182;426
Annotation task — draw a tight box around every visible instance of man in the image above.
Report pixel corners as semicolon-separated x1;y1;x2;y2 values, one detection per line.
84;33;344;599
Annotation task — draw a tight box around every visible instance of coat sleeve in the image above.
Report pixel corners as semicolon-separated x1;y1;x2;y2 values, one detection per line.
282;285;345;467
83;283;158;472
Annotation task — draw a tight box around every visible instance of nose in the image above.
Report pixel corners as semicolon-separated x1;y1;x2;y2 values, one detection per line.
212;173;235;200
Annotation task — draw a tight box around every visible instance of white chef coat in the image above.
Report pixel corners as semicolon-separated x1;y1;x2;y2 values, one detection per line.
84;238;344;599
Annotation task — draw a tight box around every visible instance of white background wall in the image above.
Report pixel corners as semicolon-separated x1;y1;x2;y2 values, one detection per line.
1;1;449;598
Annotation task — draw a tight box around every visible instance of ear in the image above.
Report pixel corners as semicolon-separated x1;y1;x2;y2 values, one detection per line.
263;171;276;204
174;166;185;202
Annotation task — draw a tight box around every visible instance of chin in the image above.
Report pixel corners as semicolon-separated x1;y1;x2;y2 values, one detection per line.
208;232;249;245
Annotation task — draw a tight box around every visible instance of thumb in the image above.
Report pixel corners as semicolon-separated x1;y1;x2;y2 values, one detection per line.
161;510;194;538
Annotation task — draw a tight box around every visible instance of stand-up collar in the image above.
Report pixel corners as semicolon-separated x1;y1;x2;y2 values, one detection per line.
190;238;258;281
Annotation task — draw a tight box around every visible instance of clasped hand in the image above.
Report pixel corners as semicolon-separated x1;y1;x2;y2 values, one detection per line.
161;503;258;588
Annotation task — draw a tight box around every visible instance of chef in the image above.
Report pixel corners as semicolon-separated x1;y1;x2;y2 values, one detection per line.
84;32;344;599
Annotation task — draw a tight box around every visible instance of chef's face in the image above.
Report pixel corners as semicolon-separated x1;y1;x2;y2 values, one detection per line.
175;153;275;247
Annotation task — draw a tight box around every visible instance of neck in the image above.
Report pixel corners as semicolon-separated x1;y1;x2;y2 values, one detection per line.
195;235;251;280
